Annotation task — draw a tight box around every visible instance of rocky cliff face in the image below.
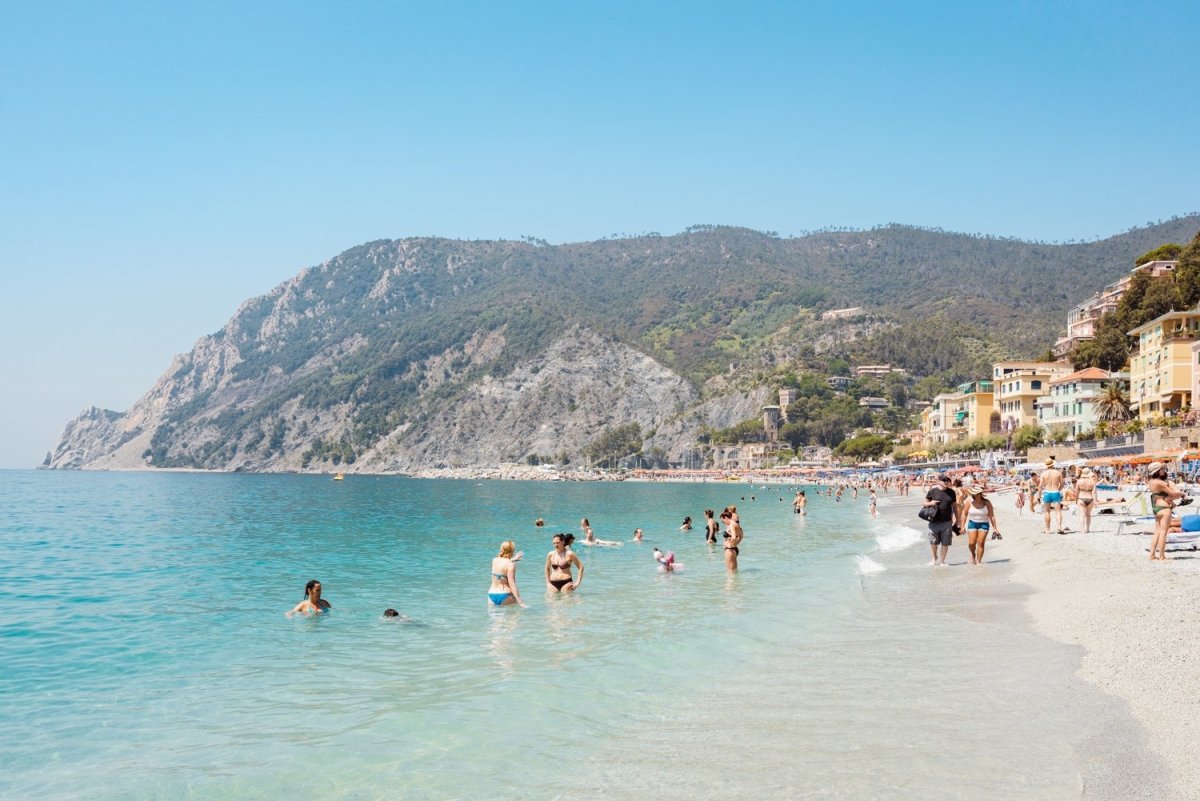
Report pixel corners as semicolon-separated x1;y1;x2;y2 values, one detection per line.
45;323;762;473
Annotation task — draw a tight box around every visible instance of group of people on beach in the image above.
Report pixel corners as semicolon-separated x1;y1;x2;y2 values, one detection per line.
921;454;1199;564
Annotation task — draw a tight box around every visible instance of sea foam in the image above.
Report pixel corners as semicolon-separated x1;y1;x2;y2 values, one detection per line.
875;524;925;553
855;555;886;575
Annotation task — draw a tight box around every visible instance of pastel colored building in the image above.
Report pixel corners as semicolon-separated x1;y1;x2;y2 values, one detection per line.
1035;368;1127;439
994;361;1073;432
1052;260;1178;358
948;380;996;439
1127;309;1200;420
921;393;955;445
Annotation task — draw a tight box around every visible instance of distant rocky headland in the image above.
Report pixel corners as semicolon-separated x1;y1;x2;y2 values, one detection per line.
44;217;1200;473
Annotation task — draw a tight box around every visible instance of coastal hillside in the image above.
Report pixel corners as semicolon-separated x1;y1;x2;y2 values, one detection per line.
44;216;1200;472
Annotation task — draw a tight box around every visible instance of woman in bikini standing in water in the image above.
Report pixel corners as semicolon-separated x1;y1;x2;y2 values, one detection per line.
721;508;743;571
488;541;526;607
704;509;720;544
545;533;584;593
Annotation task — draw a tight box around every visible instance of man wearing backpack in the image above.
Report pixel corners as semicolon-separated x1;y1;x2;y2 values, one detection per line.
923;474;957;566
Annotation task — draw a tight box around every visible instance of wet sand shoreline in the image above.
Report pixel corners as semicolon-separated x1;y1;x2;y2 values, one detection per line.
876;492;1198;800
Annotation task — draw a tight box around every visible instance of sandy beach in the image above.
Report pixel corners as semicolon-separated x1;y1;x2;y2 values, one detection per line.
883;490;1199;800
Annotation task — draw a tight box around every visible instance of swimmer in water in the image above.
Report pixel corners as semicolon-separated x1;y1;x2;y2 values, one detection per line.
653;547;678;572
288;579;331;616
633;528;644;542
580;517;622;547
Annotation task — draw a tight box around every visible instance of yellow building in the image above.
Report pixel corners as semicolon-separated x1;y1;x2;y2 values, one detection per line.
920;383;996;445
948;380;996;439
1127;309;1200;420
993;361;1073;432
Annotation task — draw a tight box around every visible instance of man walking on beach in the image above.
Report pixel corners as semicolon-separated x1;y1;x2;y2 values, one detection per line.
923;474;957;566
1041;458;1066;534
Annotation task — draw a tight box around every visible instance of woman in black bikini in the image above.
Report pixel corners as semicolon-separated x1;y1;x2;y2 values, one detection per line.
720;508;743;571
545;533;584;593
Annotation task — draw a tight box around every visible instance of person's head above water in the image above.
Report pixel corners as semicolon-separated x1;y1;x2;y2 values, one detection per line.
383;608;400;618
304;579;322;599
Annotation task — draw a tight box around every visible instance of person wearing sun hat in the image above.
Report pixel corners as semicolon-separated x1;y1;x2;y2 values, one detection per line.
1040;456;1066;534
1147;461;1184;561
1075;468;1098;533
961;485;999;565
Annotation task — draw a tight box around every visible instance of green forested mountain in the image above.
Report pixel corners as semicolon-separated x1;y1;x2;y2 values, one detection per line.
45;215;1200;471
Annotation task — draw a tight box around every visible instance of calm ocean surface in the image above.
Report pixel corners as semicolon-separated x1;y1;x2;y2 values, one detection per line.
0;471;1160;800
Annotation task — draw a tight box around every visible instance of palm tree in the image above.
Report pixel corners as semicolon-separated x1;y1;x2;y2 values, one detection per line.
1094;381;1131;423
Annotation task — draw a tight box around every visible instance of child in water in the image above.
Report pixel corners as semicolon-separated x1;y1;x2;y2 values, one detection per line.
653;547;680;572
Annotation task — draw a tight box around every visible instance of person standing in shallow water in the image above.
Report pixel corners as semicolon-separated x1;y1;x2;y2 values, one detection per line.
545;533;584;593
961;486;999;565
923;475;956;567
704;509;719;544
488;541;526;607
721;509;743;571
288;579;331;616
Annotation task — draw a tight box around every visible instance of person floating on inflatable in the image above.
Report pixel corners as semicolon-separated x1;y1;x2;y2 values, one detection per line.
653;547;681;573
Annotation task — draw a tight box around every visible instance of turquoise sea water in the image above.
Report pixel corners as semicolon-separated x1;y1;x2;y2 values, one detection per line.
1;472;1161;800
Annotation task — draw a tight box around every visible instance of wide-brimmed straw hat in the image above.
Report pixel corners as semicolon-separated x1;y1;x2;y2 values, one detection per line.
1147;461;1166;475
968;486;984;496
1080;468;1095;478
1044;457;1056;466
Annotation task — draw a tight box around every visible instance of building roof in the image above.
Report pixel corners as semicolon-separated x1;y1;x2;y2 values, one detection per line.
1050;367;1110;384
1127;308;1200;337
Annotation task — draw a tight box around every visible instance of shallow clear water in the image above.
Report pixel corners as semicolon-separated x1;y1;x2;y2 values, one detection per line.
0;473;1160;800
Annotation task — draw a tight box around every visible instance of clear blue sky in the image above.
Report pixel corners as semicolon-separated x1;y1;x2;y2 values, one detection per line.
2;1;1198;468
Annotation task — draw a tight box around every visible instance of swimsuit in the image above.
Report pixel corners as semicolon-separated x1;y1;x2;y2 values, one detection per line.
489;570;512;605
548;554;573;590
1151;492;1172;514
1042;491;1063;504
